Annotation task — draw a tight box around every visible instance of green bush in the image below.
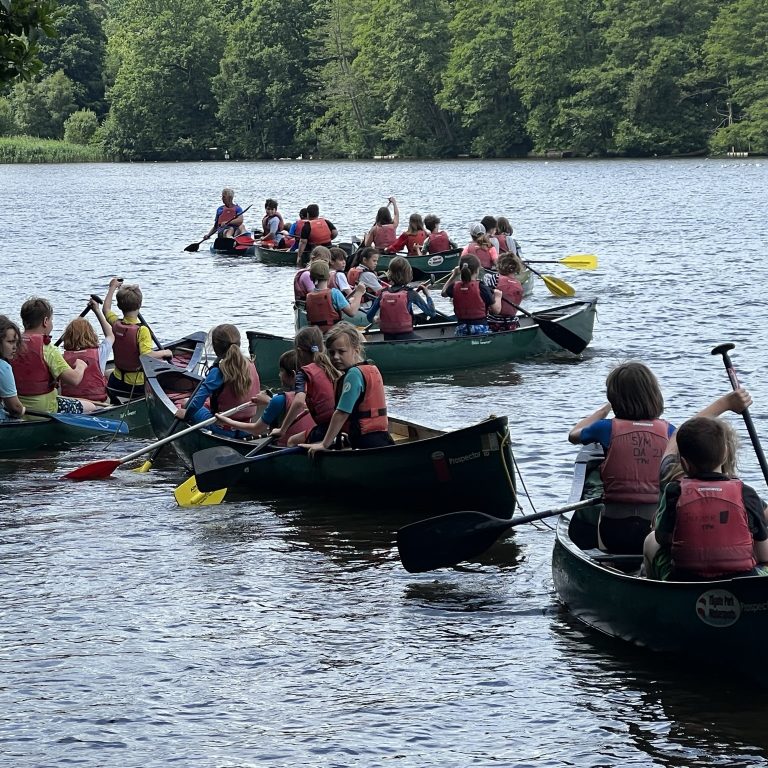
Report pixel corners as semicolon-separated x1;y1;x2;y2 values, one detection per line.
63;109;99;145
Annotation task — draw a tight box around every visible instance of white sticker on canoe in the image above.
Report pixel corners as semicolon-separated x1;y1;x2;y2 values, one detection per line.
696;589;741;627
427;255;444;267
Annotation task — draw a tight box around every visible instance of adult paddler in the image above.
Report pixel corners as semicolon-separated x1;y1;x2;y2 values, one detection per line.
202;187;246;243
295;203;338;268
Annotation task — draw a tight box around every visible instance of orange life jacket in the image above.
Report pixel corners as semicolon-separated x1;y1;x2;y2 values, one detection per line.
302;362;336;425
337;362;388;436
306;289;342;329
307;218;333;245
277;391;316;447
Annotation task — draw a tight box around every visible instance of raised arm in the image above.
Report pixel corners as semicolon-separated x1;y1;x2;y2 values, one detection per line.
568;403;612;444
90;299;114;343
389;197;399;229
103;276;122;317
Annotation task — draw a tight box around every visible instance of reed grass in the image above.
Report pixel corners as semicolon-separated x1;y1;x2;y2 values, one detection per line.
0;136;106;163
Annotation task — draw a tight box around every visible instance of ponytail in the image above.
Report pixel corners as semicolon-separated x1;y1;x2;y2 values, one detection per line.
211;324;251;398
294;326;341;383
459;254;480;283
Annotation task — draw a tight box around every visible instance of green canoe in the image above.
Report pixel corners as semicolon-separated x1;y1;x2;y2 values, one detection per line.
143;357;517;517
254;243;296;265
0;332;207;455
552;444;768;678
249;298;597;384
375;248;462;277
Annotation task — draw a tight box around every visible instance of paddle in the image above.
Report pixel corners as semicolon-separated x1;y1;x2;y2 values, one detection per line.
523;264;575;297
711;343;768;486
134;377;205;473
397;497;601;573
173;435;278;507
184;204;253;252
190;444;305;493
54;294;103;346
25;409;129;435
525;254;598;270
61;401;255;481
501;298;588;355
136;312;163;351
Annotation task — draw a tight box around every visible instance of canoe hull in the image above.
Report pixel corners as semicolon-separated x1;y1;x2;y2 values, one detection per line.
210;243;257;257
143;360;517;517
0;332;207;455
552;444;768;668
255;244;294;265
250;298;597;384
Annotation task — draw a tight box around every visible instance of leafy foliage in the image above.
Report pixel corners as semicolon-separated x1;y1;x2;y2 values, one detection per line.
0;0;59;83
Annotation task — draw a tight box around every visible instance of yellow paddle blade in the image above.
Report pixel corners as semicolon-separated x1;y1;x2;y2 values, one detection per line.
134;459;154;473
174;475;228;507
561;253;597;270
542;274;576;297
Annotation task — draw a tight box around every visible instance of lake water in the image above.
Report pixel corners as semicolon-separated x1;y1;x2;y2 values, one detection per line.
2;158;768;766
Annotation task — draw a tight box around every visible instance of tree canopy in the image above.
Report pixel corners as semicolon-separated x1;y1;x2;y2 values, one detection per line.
4;0;767;158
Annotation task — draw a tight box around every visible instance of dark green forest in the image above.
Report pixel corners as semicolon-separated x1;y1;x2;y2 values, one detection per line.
1;0;767;160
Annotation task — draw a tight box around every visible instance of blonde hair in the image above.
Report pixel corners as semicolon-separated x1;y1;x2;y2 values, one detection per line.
211;324;251;398
294;326;339;382
407;213;424;234
310;245;332;262
116;284;143;313
325;322;365;365
61;317;99;351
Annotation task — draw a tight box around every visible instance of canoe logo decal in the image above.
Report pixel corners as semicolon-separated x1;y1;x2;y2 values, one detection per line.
696;589;741;627
427;255;444;267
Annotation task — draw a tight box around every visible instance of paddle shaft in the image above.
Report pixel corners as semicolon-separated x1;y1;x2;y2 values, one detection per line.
53;294;103;346
712;344;768;486
187;204;253;250
116;402;255;465
136;312;163;350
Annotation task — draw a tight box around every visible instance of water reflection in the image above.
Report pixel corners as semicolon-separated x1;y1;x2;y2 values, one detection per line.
551;609;768;766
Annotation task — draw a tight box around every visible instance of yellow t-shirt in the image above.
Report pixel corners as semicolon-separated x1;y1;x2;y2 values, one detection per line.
106;311;153;385
18;343;72;412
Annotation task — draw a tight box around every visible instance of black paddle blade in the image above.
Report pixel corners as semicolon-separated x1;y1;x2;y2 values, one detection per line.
192;446;249;492
535;316;588;355
184;242;201;252
397;511;513;573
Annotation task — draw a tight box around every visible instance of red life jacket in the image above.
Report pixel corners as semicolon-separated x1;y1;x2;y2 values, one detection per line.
497;233;515;254
217;205;240;228
600;419;669;504
372;224;396;249
11;333;55;396
306;289;342;329
277;391;316;447
112;320;142;373
496;275;523;317
427;230;450;254
452;280;487;322
466;241;494;269
302;362;336;425
210;360;261;423
338;362;388;436
307;218;333;245
405;231;426;255
379;287;412;334
294;268;311;301
347;265;365;287
672;477;756;578
328;271;339;290
61;347;108;401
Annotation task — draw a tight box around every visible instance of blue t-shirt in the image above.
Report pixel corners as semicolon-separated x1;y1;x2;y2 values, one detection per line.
0;358;18;422
261;393;287;426
579;418;676;451
186;366;225;420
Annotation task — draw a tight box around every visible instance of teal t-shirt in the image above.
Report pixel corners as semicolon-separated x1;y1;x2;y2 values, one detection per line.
336;367;365;414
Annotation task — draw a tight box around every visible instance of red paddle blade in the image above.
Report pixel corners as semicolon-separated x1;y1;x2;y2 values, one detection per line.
62;459;122;481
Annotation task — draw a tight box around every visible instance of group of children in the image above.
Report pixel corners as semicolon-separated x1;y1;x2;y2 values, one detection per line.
0;278;171;421
294;235;525;340
570;361;768;582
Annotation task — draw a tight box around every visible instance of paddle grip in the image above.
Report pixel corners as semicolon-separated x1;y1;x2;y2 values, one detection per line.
712;344;768;487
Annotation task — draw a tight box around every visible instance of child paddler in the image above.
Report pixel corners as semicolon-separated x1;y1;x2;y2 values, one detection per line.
104;277;172;402
302;323;393;454
216;350;316;446
270;326;340;447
